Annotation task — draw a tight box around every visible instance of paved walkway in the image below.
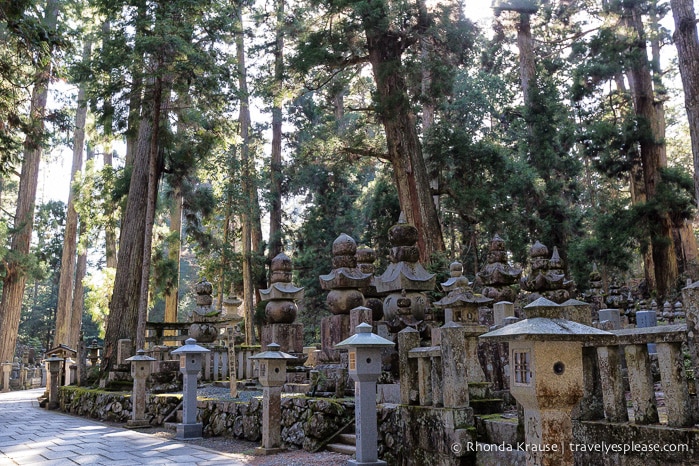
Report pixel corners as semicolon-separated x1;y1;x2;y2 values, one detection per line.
0;389;253;465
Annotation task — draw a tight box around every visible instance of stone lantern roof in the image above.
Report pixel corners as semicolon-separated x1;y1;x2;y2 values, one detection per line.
335;323;395;349
480;297;612;343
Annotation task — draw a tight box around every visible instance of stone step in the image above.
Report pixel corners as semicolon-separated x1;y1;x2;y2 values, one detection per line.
470;398;505;415
326;442;356;455
338;433;356;445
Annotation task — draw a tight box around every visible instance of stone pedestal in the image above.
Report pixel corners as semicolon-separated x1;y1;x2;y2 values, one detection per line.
320;314;350;362
440;323;469;408
257;386;283;455
1;362;11;392
46;357;63;410
262;323;303;354
493;301;514;326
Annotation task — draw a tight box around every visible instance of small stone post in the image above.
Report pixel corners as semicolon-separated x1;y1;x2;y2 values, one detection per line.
250;343;297;454
125;349;156;428
1;362;11;392
172;338;210;439
46;356;63;410
336;323;395;466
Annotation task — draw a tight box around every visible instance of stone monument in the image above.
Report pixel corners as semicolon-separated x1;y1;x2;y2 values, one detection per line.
475;234;522;303
260;252;305;356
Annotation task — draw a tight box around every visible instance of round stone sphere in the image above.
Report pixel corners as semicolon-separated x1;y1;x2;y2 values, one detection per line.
188;323;218;343
383;291;427;322
265;300;298;324
327;289;364;315
332;233;357;256
388;223;418;247
390;246;419;263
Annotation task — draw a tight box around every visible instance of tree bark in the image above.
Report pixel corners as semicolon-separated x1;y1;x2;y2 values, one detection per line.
624;3;678;298
102;20;118;270
362;14;445;262
236;3;256;345
135;75;163;351
0;0;59;367
55;39;91;351
70;146;95;348
268;0;285;263
517;13;536;107
102;92;155;374
164;185;182;323
670;0;699;209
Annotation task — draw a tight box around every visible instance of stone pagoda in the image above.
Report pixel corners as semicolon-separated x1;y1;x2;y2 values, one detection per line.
259;253;305;357
188;279;222;344
375;218;436;333
356;245;384;322
318;233;373;362
475;234;522;303
520;241;575;305
433;261;492;383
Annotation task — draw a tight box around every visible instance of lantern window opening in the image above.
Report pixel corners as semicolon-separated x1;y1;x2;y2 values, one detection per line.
513;350;532;385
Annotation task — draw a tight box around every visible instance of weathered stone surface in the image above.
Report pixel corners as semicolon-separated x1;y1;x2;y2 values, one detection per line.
573;421;699;465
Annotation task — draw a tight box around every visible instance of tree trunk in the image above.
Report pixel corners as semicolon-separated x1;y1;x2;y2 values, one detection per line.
102;21;118;270
55;39;91;351
70;146;95;348
624;3;678;298
670;0;699;209
517;13;536;107
164;185;182;323
0;0;59;368
135;75;163;351
236;3;256;345
268;0;285;263
363;21;445;262
102;92;156;374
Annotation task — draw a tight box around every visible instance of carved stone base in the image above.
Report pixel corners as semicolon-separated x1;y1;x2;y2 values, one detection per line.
261;323;304;354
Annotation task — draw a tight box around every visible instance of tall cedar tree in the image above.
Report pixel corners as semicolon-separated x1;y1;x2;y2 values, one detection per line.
0;0;60;368
295;0;448;262
670;0;699;208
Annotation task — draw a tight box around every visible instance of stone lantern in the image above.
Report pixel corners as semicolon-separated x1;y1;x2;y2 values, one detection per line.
125;349;156;428
171;338;210;439
87;339;102;368
335;323;395;466
250;343;297;454
480;297;611;466
45;356;63;410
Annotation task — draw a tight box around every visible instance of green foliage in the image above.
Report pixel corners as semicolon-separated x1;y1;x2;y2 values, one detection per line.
83;268;115;338
17;201;66;350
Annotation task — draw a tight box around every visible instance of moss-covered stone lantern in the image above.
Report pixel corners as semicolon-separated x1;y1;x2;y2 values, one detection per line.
480;297;611;466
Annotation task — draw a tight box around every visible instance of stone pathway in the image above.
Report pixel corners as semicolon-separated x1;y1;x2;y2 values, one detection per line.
0;388;254;465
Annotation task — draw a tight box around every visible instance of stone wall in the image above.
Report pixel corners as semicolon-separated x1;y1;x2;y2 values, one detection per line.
573;420;699;465
58;386;478;465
